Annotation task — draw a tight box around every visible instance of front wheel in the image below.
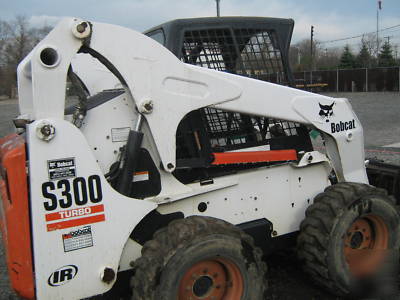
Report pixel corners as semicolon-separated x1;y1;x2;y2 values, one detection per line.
298;182;400;297
130;216;267;300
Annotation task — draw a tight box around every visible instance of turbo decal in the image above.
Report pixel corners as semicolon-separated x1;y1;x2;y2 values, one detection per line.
45;204;105;232
46;205;104;221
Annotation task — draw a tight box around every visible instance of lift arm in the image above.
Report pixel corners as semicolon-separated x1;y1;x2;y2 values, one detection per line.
18;18;367;182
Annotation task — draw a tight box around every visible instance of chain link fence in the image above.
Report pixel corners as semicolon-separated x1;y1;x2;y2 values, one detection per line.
293;67;400;92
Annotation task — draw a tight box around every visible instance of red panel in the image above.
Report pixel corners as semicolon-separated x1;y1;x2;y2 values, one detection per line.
0;134;34;299
45;204;105;222
211;150;297;165
47;214;105;232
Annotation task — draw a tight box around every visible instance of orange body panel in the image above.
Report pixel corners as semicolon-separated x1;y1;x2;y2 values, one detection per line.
0;134;35;300
211;149;297;165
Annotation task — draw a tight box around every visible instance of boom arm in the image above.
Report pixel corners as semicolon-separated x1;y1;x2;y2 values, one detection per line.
18;18;367;183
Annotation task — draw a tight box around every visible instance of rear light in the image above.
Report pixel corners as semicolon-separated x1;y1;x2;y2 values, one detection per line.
0;134;35;300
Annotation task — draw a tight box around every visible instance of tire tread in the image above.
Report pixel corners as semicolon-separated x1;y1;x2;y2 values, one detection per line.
131;216;267;300
297;182;392;296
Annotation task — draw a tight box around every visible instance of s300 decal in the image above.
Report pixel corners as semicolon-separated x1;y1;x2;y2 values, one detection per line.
42;175;102;211
41;175;106;231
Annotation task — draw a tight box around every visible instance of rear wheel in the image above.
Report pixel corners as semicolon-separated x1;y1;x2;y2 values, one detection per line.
130;216;266;300
297;182;400;296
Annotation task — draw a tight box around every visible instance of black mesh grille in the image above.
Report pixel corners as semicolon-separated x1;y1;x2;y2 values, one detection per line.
180;27;301;152
181;28;284;82
202;108;301;151
175;25;312;168
235;29;283;81
182;28;231;71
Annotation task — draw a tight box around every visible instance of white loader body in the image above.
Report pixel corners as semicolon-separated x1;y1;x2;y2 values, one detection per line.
1;18;368;299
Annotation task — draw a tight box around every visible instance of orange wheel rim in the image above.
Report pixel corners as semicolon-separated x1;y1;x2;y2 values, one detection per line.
343;215;389;277
178;258;244;300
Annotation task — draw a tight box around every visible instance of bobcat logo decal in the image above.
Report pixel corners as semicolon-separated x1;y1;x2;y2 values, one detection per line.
319;102;334;122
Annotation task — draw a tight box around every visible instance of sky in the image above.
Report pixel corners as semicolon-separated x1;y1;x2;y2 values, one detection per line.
1;0;400;50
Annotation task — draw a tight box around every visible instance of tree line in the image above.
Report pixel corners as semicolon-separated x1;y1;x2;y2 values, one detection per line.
1;16;399;97
289;33;400;72
0;16;51;97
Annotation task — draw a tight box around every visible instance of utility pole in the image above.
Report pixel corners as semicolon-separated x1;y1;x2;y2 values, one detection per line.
310;25;314;68
376;6;379;53
297;48;301;65
384;36;390;44
310;25;314;85
216;0;221;17
377;0;382;55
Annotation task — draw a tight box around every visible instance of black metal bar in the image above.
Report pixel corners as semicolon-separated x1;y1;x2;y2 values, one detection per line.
367;160;400;203
216;0;221;17
116;130;144;196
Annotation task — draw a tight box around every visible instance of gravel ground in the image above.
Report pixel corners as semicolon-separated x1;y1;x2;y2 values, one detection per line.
328;92;400;149
0;99;19;138
0;92;399;299
325;92;400;166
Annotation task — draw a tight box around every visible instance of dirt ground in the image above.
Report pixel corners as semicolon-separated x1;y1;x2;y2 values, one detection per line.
0;92;399;299
265;251;341;300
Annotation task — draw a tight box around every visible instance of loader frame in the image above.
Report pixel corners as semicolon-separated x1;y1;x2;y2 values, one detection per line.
0;17;374;299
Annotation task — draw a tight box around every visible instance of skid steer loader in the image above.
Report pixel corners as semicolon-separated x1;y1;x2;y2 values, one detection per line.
0;16;399;300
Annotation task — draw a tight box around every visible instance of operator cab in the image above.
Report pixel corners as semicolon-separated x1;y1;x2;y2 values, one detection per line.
145;17;313;183
145;17;295;85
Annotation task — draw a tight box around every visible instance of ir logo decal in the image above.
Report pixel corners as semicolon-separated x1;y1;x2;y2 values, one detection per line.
48;265;78;287
319;102;335;122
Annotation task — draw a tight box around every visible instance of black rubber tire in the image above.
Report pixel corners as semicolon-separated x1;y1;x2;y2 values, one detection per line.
297;182;400;297
130;216;267;300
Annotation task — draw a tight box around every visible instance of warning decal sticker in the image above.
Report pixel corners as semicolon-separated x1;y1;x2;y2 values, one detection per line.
62;226;93;252
133;171;149;182
111;127;130;142
48;158;76;181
